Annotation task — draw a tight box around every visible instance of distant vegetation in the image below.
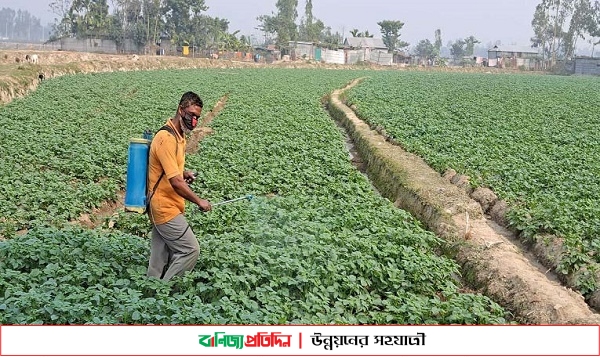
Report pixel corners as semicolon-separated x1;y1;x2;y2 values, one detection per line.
0;7;48;41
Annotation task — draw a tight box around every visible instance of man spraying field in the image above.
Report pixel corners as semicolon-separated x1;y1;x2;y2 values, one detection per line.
146;91;212;281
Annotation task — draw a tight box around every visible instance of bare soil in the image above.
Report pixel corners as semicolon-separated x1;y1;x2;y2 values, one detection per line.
78;191;125;229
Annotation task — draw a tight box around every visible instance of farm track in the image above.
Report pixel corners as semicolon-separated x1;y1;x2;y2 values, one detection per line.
328;79;600;324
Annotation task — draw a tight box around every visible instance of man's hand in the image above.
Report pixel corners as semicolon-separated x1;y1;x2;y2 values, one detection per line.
197;199;212;212
184;171;197;184
168;176;210;213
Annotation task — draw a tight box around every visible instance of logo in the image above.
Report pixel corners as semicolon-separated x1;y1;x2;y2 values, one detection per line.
198;332;293;350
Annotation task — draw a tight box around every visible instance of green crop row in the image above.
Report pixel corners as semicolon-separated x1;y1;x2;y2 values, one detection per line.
345;71;600;294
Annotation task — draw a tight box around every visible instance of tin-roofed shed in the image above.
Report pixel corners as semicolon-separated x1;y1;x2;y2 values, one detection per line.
344;37;391;66
288;41;316;60
488;45;540;69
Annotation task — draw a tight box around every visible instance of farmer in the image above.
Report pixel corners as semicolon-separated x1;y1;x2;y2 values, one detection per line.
146;91;212;280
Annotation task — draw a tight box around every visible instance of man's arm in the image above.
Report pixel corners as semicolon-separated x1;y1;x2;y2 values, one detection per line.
169;176;212;212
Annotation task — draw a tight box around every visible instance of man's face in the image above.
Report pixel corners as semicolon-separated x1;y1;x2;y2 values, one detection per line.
179;104;202;134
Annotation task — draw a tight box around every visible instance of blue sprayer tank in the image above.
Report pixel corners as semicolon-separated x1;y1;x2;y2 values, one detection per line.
124;137;151;213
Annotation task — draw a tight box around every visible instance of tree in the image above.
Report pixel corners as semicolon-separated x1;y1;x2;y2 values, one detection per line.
320;26;342;49
162;0;208;44
464;35;480;56
277;0;298;44
145;0;164;47
586;0;600;40
0;8;14;38
50;0;73;37
109;0;142;47
531;2;552;67
68;0;111;37
546;0;572;66
256;13;277;44
528;0;570;67
257;0;298;47
434;28;442;58
413;39;435;65
530;0;600;68
450;39;466;62
562;0;600;59
549;0;562;65
377;20;408;53
563;0;590;59
298;0;324;42
349;28;373;38
205;16;229;50
1;9;43;41
587;0;600;55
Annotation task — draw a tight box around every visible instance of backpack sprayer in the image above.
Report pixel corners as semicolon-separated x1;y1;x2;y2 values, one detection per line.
124;136;152;213
124;124;256;213
124;129;174;213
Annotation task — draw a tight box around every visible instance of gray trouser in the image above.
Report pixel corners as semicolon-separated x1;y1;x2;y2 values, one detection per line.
147;214;199;281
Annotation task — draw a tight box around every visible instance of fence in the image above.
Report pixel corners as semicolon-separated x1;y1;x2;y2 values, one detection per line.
321;49;345;64
346;49;365;64
369;50;393;66
0;38;143;54
0;41;61;51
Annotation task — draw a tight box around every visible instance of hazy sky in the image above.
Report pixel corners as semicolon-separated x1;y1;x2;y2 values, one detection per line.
2;0;544;48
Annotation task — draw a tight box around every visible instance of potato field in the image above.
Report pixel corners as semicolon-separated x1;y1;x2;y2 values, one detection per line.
1;67;596;325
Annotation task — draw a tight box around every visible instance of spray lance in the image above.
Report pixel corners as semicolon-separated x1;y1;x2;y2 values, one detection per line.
188;171;254;209
212;195;254;207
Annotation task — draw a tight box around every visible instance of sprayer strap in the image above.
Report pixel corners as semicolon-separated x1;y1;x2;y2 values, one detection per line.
145;125;178;215
159;125;176;138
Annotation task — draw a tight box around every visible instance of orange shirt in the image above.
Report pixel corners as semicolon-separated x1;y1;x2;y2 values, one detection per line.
148;119;186;225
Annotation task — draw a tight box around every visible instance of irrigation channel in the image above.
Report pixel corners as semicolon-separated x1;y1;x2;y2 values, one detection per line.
326;78;600;325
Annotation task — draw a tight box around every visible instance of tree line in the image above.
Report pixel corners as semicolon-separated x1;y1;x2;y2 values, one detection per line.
411;0;599;67
256;0;409;53
48;0;251;51
531;0;600;67
4;0;598;65
44;0;412;54
0;8;47;42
